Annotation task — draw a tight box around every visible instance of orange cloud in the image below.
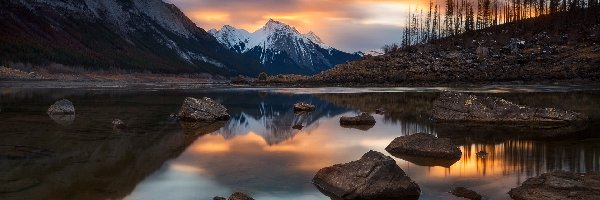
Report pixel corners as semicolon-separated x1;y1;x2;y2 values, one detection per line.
166;0;432;51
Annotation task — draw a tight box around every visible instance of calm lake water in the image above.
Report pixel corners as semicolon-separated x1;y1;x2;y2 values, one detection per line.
1;83;599;200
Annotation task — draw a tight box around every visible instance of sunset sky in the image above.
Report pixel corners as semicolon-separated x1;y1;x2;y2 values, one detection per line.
166;0;427;52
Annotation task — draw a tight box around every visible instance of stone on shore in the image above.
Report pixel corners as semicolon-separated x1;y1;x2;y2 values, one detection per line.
385;133;462;160
293;102;316;112
312;150;420;200
177;97;230;122
432;92;587;125
47;99;75;114
339;113;376;126
508;171;600;200
451;187;482;200
112;119;126;129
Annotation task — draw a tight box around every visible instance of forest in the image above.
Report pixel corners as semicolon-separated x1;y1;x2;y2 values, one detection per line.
387;0;600;51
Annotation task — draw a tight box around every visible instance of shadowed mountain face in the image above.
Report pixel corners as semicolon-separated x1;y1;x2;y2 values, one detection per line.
1;86;600;200
0;0;264;76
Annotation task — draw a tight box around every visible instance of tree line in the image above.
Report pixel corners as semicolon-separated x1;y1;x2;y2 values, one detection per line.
390;0;600;49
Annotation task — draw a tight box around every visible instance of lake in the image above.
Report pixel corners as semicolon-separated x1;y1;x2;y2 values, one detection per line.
1;82;599;200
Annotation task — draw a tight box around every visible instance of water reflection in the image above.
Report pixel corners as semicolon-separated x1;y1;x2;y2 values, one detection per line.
1;87;599;200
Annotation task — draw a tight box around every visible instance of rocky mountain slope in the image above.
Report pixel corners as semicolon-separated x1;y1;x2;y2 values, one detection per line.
260;8;599;85
0;0;264;76
209;19;361;75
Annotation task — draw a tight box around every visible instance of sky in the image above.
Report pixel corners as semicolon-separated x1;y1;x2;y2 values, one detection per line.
165;0;428;52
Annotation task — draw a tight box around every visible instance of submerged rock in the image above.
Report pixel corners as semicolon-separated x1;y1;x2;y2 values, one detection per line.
432;92;587;125
177;97;230;122
112;119;126;129
0;178;40;193
339;113;376;126
508;171;600;200
228;192;254;200
47;99;75;114
48;113;75;126
213;197;226;200
385;133;462;161
451;187;482;200
340;124;375;131
312;150;420;200
293;102;316;112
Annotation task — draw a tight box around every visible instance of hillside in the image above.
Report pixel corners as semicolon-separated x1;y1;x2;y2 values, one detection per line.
263;7;600;85
209;19;361;75
0;0;264;76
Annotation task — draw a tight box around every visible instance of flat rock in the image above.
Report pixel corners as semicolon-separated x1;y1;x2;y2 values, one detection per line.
312;150;420;200
432;92;587;125
451;187;482;200
47;99;75;114
293;102;316;112
339;113;376;126
508;171;600;200
385;133;462;160
177;97;230;122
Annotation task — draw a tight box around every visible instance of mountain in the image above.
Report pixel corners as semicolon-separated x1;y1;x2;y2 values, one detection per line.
208;19;361;75
0;0;264;76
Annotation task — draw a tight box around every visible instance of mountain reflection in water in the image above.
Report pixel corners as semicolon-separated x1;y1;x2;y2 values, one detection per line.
0;87;599;200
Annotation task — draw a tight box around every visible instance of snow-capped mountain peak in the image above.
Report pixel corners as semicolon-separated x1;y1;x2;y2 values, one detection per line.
209;19;361;75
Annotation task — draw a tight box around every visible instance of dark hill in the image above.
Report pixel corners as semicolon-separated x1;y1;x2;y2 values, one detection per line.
303;7;600;85
0;0;264;76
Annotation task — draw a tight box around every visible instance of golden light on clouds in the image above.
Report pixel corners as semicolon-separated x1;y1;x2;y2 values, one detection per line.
166;0;432;51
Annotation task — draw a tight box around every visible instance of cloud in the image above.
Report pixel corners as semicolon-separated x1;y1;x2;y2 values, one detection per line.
165;0;427;52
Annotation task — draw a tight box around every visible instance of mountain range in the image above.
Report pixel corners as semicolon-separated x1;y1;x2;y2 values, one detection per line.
0;0;264;76
208;20;361;75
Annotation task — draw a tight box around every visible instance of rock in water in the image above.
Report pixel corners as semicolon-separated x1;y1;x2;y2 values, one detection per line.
112;119;126;129
451;187;482;200
292;124;304;130
432;92;587;125
293;102;316;112
228;192;254;200
385;133;462;160
47;99;75;114
177;97;230;122
213;197;226;200
312;150;421;200
509;171;600;200
339;113;376;125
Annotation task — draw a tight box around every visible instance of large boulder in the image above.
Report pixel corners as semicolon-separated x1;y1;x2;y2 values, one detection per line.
385;133;461;167
432;92;587;125
339;113;376;125
508;171;600;200
47;99;75;114
177;97;230;122
312;150;420;200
